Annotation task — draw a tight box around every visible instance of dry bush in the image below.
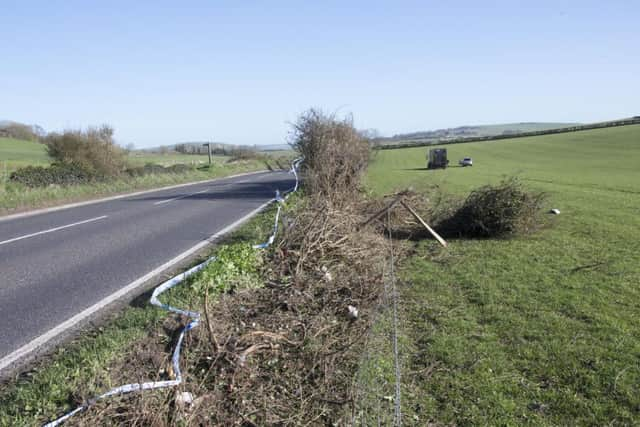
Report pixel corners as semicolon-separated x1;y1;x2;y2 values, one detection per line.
289;109;370;203
44;125;127;178
437;178;547;238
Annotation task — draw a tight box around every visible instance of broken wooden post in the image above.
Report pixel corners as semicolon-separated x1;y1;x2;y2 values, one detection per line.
399;200;448;247
358;195;403;230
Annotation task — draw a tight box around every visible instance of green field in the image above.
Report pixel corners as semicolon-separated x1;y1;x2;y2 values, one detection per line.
363;125;640;425
0;137;50;175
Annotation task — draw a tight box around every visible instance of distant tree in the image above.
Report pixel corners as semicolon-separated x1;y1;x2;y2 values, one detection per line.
32;124;46;139
1;123;38;141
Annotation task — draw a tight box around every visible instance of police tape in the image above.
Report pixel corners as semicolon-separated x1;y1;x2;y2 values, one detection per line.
44;159;302;426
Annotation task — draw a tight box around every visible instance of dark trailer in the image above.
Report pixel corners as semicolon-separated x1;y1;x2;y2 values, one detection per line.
427;148;449;169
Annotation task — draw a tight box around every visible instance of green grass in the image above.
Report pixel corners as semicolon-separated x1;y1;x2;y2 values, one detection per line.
362;125;640;425
0;137;50;175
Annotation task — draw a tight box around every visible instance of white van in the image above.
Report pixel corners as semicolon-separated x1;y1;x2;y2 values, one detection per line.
459;157;473;167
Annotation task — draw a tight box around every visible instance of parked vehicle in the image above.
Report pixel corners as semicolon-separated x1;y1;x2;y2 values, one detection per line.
427;148;449;169
459;157;473;167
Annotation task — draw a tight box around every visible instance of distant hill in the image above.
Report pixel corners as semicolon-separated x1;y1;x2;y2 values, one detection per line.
376;117;640;150
387;122;579;142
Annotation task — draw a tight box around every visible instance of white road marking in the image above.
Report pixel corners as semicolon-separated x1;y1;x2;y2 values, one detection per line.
0;215;108;247
153;189;208;205
0;200;273;372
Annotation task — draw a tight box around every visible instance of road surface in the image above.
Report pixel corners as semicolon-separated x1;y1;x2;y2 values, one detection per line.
0;170;294;371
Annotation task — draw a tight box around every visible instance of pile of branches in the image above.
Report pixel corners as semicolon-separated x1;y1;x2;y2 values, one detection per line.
437;178;547;238
185;196;389;425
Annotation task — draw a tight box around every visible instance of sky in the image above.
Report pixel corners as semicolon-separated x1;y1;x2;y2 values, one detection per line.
1;0;638;147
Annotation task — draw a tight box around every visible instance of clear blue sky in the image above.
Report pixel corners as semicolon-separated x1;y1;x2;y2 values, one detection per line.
2;0;638;147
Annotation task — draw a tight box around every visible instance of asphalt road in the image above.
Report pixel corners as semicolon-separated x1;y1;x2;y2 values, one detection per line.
0;170;294;370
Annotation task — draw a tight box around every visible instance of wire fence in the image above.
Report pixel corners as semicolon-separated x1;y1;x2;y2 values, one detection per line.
387;210;402;427
350;211;404;426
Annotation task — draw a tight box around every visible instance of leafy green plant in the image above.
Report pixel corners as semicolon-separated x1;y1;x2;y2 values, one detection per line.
192;243;262;294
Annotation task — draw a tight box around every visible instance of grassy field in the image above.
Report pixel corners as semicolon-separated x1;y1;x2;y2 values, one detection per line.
0;137;49;176
362;125;640;425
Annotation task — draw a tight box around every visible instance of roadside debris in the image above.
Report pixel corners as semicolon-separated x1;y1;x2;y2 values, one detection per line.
347;305;359;320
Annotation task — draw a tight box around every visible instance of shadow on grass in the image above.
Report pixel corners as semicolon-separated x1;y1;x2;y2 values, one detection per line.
400;165;464;171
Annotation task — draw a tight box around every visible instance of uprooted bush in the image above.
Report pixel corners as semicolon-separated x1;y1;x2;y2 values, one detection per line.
437;178;547;238
43;125;127;178
289;109;370;201
9;162;96;187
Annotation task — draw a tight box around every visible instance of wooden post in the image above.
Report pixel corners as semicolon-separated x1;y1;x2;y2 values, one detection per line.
203;142;212;165
399;200;448;247
359;195;404;230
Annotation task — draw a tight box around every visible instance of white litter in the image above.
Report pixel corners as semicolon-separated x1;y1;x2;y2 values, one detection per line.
347;305;358;320
176;391;194;409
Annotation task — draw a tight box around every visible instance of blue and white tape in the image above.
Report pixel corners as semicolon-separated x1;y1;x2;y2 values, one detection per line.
44;159;302;426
